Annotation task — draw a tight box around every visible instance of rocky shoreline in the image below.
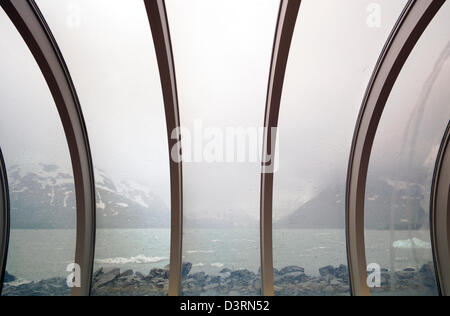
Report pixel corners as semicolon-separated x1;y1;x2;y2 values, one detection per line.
2;263;436;296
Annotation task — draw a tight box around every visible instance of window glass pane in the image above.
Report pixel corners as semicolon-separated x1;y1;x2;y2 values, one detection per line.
166;0;279;296
0;9;75;296
273;0;407;296
37;0;171;296
365;0;450;296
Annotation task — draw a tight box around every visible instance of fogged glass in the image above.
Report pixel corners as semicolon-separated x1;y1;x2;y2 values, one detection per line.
365;1;450;296
166;0;280;296
273;0;407;296
37;0;171;296
0;9;76;296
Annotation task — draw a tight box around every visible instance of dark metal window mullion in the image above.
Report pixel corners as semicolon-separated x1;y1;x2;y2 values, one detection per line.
144;0;184;297
260;0;301;296
0;147;10;296
431;122;450;296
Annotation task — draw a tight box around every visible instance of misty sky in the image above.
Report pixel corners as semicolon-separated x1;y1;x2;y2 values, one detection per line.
0;9;73;172
1;0;449;226
38;0;171;206
273;0;409;218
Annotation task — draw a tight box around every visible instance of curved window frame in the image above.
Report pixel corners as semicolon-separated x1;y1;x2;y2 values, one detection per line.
345;0;446;296
0;147;10;296
431;122;450;296
0;0;96;296
144;0;183;297
260;0;301;297
1;0;447;298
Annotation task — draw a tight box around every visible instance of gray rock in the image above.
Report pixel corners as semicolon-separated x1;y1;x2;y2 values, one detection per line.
279;266;305;275
335;265;349;280
2;277;70;296
210;276;221;284
182;262;192;279
148;268;169;280
93;267;104;281
120;269;134;278
319;265;335;278
95;268;120;288
420;263;436;288
183;279;199;291
192;272;207;282
230;270;255;282
220;271;231;279
13;262;434;296
4;271;16;283
380;272;391;287
396;270;416;281
419;263;435;277
330;278;343;286
275;271;307;284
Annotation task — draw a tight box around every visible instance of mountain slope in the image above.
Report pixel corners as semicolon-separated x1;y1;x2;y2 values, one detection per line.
8;164;170;229
274;177;427;230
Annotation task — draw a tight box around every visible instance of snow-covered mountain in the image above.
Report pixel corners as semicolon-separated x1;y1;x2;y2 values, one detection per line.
7;163;429;230
7;164;170;229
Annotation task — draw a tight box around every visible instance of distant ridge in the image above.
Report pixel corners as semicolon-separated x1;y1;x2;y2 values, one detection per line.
274;177;427;230
8;163;170;229
7;164;428;230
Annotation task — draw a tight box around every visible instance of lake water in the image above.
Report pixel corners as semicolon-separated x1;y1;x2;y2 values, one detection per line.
5;229;435;283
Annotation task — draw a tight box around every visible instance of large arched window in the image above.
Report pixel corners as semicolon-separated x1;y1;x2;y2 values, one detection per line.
0;145;8;296
365;0;450;296
36;0;172;296
0;0;448;297
166;0;280;296
272;0;407;296
0;8;76;296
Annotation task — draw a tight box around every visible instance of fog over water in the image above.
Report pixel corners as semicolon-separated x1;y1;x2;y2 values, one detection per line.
0;0;449;225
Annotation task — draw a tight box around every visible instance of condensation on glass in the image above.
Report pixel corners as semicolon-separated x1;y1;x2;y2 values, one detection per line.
166;0;280;296
272;0;407;296
0;8;76;296
37;0;171;296
365;0;450;296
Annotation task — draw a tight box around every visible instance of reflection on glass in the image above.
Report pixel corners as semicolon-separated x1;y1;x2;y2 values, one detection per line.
365;1;450;296
37;0;171;296
0;9;75;296
166;0;280;296
273;0;407;296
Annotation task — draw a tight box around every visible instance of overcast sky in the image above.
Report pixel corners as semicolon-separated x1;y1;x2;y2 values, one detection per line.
0;8;73;171
1;0;449;225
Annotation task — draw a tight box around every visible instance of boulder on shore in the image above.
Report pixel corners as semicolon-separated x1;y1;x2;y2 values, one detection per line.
319;265;335;278
1;263;437;296
4;271;16;283
182;262;192;280
279;266;305;275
